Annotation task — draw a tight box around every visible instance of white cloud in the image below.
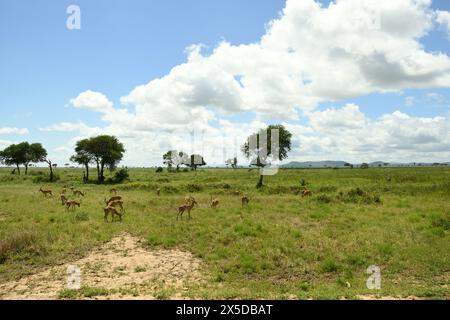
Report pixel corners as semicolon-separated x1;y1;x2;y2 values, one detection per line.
0;127;29;135
405;96;415;106
436;10;450;37
117;0;450;124
69;90;114;113
0;139;15;149
39;122;93;132
44;0;450;165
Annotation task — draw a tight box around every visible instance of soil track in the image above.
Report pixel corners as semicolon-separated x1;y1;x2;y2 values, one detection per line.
0;233;204;299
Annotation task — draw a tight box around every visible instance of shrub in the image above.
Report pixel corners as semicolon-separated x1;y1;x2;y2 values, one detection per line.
431;215;450;231
186;183;202;192
74;211;89;221
319;259;340;273
155;167;163;173
315;194;333;204
0;230;43;264
108;169;129;184
318;185;338;193
337;188;381;204
32;174;60;183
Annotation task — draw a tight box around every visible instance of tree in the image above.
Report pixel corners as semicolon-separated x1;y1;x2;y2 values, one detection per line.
0;143;28;174
70;139;94;182
242;124;292;188
25;143;48;174
84;135;125;183
28;143;55;181
225;157;238;169
184;154;206;171
163;150;189;172
360;163;369;169
163;151;175;171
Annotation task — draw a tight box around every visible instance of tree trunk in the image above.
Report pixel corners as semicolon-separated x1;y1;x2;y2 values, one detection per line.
96;160;100;182
84;164;89;181
25;163;28;175
16;164;20;175
100;162;105;183
256;174;264;189
47;160;54;182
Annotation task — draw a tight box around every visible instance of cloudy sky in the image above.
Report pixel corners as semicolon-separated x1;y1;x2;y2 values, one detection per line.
1;0;450;167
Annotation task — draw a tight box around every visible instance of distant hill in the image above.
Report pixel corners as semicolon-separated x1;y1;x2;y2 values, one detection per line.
281;161;450;168
281;161;349;168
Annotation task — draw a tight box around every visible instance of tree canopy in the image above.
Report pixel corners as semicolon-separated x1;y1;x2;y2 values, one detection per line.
242;124;292;188
71;135;125;183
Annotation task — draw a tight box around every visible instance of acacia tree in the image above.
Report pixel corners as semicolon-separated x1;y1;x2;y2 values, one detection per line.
163;150;175;171
84;135;125;183
29;143;54;181
70;139;93;181
25;143;48;174
0;143;28;174
242;124;292;188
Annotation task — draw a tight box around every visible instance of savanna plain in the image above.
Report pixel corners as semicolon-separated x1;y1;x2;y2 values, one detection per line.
0;167;448;300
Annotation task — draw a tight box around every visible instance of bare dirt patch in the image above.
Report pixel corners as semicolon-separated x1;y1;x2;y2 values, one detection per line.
356;295;421;300
0;233;205;300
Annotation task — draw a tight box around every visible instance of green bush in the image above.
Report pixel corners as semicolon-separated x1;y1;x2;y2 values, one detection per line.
186;183;202;192
155;167;163;173
337;188;381;204
315;194;333;204
0;230;44;264
107;168;129;184
32;173;60;183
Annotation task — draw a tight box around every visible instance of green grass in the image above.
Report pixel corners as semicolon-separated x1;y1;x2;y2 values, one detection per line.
0;166;449;299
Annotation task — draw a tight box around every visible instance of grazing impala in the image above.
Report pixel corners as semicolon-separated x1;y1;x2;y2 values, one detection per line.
104;206;122;222
65;200;80;211
105;195;122;205
177;198;198;220
210;196;219;208
108;199;125;213
241;196;250;206
39;187;53;197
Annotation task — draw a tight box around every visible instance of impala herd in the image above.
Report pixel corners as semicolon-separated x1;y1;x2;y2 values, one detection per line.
38;184;312;222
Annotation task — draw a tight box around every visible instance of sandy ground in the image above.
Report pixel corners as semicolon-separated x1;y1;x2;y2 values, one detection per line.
0;233;205;300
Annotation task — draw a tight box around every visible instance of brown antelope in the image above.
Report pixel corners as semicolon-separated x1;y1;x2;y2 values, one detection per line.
104;206;122;222
177;199;198;220
241;196;250;206
156;188;161;196
110;188;117;195
39;187;53;197
105;195;122;205
65;200;80;211
301;189;312;197
184;195;196;205
210;196;219;208
73;189;85;197
61;188;67;195
108;199;125;213
60;194;68;205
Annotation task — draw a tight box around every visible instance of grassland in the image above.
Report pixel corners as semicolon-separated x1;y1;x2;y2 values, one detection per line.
0;166;448;299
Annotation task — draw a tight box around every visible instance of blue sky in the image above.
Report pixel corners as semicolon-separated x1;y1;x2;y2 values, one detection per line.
1;0;450;166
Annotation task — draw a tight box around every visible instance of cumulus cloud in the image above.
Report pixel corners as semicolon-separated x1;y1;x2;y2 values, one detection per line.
436;10;450;37
44;0;450;165
69;90;114;113
39;122;93;132
0;127;29;135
